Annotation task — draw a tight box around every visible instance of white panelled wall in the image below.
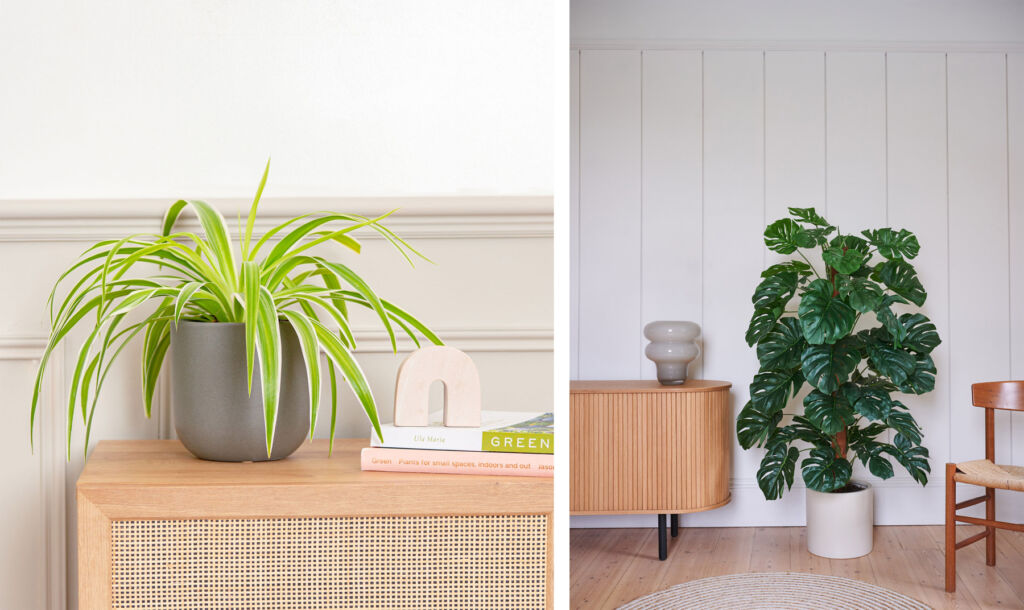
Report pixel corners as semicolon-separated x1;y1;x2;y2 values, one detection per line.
570;47;1024;528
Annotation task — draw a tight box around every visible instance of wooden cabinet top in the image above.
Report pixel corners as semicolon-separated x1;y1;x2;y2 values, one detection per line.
570;380;731;394
78;439;551;519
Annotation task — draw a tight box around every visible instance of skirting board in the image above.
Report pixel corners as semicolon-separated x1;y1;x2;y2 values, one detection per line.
570;485;1024;528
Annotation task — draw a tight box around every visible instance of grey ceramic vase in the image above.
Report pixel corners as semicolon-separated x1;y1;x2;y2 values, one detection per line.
644;321;701;385
171;320;310;462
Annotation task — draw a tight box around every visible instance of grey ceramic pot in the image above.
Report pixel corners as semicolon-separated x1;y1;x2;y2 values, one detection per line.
171;320;310;462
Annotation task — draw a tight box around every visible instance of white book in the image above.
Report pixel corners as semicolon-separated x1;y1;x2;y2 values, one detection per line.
370;410;554;454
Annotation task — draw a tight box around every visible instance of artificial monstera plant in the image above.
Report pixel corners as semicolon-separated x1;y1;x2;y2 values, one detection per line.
738;207;939;500
30;162;441;459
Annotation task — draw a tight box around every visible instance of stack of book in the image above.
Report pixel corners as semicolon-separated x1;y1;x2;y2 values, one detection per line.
360;411;553;477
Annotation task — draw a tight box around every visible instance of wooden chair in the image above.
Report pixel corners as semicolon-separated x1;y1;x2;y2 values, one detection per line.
945;381;1024;592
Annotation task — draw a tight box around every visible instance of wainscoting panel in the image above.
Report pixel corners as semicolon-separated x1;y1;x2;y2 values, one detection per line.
946;53;1011;468
825;52;887;231
577;50;643;379
1009;53;1024;470
885;51;952;500
700;50;765;499
571;44;1023;527
639;50;703;380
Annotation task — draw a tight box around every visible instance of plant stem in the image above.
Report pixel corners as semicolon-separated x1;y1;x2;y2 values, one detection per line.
796;250;821;279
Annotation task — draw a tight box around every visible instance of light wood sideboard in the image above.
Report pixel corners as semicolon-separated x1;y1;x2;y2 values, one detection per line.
78;439;552;609
570;380;732;559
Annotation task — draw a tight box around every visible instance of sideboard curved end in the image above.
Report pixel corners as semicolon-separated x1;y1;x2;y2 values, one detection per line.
570;380;733;559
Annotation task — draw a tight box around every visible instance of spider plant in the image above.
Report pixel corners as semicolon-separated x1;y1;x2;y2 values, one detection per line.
30;162;441;459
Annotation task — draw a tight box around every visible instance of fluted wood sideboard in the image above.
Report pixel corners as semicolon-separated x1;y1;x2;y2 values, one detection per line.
570;380;732;559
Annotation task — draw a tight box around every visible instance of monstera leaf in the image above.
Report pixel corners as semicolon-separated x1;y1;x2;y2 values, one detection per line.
823;246;867;274
899;314;941;354
885;434;931;485
764;218;816;254
866;343;917;386
801;447;853;492
842;384;892;421
837;276;884;313
761;260;813;279
885;406;923;445
798;279;857;345
874;259;926;306
830;234;871;255
803;389;855;435
757;444;800;500
737;401;783;450
862;228;920;260
873;295;910;346
801;338;860;393
750;370;802;414
757;317;806;370
746;305;784;346
897;353;936;394
752;272;798;310
788;207;831;227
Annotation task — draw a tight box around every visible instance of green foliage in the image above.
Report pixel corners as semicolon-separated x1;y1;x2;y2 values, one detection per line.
739;207;938;499
31;162;441;460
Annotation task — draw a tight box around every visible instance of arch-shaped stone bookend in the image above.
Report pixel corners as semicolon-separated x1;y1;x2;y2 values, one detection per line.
393;345;481;428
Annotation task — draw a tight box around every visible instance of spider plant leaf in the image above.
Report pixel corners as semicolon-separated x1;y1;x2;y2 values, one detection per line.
287;292;355;348
327;361;338;456
315;259;395;351
280;310;321;439
242;261;260;393
248;211;357;261
173;282;205;327
381;299;443;345
311;318;383;443
142;309;172;418
310;231;361;254
242;159;270;259
255;286;282;457
262;213;395;271
162;199;238;287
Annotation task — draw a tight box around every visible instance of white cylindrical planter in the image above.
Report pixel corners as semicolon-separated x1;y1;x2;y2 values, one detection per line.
805;481;874;559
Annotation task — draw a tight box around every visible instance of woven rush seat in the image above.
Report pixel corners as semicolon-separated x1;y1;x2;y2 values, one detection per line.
955;459;1024;492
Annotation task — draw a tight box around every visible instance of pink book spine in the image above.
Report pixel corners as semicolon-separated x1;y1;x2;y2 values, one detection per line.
360;447;553;478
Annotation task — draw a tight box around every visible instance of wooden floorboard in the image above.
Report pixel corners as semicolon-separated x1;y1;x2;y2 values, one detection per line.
571;526;1024;609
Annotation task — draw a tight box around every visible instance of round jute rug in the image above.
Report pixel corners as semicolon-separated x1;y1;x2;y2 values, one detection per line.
618;572;931;609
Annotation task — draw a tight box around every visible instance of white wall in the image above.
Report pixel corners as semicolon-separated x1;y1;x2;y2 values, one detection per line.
0;2;553;609
570;2;1024;529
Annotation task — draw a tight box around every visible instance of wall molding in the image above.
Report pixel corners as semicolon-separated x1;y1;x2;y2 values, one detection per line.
352;327;553;353
572;39;1024;53
0;337;66;610
0;197;553;242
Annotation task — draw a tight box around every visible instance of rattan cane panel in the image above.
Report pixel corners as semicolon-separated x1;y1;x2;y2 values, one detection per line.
110;514;547;609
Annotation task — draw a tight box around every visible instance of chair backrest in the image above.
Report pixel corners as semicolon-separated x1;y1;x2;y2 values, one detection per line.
971;381;1024;462
972;381;1024;411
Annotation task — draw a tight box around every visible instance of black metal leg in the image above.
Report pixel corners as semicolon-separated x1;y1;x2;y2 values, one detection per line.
658;514;667;560
671;514;678;537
